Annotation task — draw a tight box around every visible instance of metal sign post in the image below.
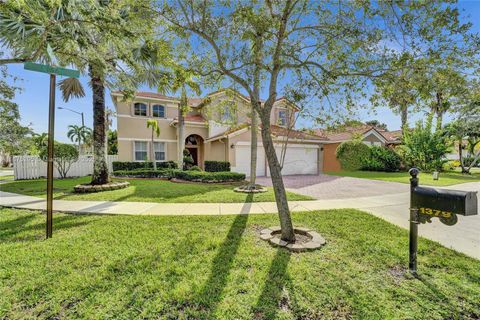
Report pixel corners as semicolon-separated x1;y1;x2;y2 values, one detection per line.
408;168;478;275
24;62;80;239
46;74;56;238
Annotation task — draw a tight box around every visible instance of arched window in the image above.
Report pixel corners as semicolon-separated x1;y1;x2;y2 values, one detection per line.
152;104;165;118
134;103;147;116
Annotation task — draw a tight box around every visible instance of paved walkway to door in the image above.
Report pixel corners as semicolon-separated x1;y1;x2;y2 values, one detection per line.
256;174;410;199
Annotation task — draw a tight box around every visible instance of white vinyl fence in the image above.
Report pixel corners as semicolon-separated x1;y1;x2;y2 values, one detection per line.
13;155;118;180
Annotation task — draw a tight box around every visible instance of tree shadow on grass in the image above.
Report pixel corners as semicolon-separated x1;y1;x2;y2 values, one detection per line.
252;248;292;319
196;194;252;314
0;214;91;243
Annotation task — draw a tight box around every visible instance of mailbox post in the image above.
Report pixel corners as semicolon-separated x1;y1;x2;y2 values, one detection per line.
409;168;420;275
408;168;478;275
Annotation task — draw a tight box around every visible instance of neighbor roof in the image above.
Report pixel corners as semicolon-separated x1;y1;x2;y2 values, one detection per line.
313;125;402;144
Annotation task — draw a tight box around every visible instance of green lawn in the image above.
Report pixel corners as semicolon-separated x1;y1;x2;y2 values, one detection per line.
326;168;480;186
0;176;312;203
0;175;13;181
1;208;479;319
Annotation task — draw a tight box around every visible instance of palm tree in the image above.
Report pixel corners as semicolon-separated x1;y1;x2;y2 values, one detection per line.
67;125;92;154
168;68;201;169
146;119;161;170
32;132;49;151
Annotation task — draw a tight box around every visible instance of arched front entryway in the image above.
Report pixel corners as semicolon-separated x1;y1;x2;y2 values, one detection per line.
185;134;204;168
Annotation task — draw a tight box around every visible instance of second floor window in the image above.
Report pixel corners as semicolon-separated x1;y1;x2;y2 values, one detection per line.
222;106;233;122
134;103;147;116
152;105;165;118
278;110;288;126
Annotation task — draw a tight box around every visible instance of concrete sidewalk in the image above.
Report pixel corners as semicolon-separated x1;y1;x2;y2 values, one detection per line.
0;191;408;216
1;183;479;259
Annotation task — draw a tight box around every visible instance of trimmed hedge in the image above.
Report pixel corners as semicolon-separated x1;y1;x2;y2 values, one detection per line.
174;170;245;182
113;168;245;183
113;169;174;179
204;161;231;172
336;141;371;171
112;161;177;171
362;146;401;172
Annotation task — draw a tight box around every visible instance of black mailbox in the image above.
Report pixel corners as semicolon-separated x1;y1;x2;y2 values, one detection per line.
412;186;478;216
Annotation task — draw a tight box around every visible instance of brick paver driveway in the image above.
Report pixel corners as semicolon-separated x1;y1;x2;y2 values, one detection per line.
256;174;410;199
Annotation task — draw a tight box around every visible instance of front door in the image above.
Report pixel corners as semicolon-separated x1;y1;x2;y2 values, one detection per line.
187;147;198;166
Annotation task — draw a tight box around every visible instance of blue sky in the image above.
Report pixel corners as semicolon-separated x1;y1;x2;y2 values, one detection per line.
4;1;480;143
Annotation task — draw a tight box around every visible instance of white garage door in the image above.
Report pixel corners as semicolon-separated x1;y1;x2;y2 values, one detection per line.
233;144;266;177
274;144;318;175
233;143;318;176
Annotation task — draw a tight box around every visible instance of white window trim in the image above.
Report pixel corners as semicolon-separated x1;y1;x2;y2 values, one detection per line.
278;109;288;126
133;141;149;162
152;104;166;118
133;102;148;117
153;141;167;162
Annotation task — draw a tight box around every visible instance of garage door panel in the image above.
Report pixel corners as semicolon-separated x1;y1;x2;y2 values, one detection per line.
277;146;317;175
233;145;265;177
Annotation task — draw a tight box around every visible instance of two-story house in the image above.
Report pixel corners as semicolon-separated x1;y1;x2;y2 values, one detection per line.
111;89;326;176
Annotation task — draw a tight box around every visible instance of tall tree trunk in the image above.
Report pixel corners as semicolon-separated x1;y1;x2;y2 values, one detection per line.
89;65;109;185
151;129;157;170
458;140;468;173
177;87;186;169
248;103;258;188
259;112;295;242
436;110;443;132
400;104;408;129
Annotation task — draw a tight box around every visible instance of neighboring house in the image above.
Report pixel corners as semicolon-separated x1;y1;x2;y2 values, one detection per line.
313;125;402;171
111;90;327;176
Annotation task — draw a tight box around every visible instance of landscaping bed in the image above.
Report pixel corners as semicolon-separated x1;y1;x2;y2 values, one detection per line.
1;207;479;319
0;176;312;203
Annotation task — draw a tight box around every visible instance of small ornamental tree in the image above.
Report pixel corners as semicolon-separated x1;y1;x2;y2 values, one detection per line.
399;117;450;172
40;143;79;178
336;141;371;171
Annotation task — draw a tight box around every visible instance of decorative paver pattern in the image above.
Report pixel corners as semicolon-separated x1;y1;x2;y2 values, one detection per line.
256;174;409;199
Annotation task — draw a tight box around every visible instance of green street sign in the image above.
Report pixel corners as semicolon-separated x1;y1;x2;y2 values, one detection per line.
24;62;80;78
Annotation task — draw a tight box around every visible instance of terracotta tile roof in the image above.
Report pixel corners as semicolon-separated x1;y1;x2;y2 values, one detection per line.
183;114;206;122
381;129;403;142
120;91;178;100
313;125;402;143
270;125;324;140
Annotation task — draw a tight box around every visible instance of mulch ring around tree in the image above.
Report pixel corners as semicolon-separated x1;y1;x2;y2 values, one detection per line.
73;181;130;193
260;226;326;252
233;184;268;193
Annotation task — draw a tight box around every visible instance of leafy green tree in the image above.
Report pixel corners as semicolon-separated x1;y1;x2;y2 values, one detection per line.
445;96;480;173
370;54;419;129
32;132;48;151
0;68;31;162
160;1;468;241
146;119;161;170
39;142;79;178
399;116;450;172
67;125;92;154
107;130;118;155
1;0;172;186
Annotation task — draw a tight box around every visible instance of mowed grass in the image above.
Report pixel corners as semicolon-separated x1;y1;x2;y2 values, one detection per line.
1;208;479;319
326;168;480;186
0;176;312;203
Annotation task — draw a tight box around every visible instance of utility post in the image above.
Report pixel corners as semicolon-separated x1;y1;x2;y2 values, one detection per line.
408;168;420;276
